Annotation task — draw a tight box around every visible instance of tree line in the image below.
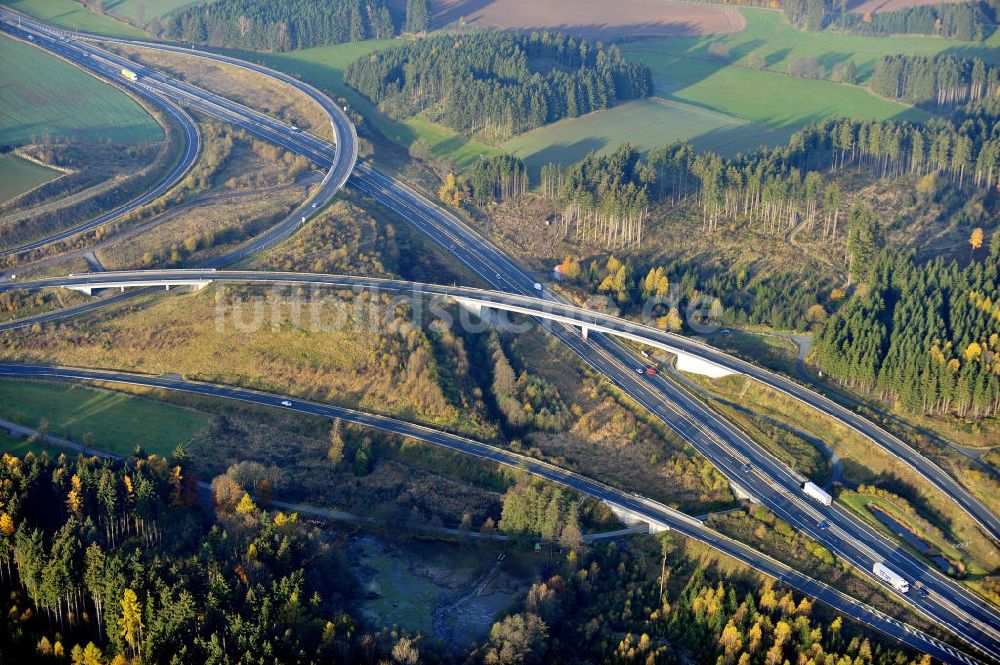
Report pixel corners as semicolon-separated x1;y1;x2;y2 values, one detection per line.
344;31;652;140
781;0;992;39
841;1;988;40
815;237;1000;417
870;54;1000;109
533;113;996;248
160;0;405;50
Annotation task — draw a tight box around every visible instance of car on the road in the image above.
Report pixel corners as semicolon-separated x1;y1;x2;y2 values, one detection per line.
280;400;293;407
742;463;753;473
290;125;300;133
817;520;829;530
644;367;657;376
312;202;318;208
635;367;645;374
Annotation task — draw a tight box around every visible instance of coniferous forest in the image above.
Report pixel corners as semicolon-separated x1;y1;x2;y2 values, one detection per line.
0;451;392;663
161;0;397;50
815;245;1000;418
344;32;653;141
870;54;1000;110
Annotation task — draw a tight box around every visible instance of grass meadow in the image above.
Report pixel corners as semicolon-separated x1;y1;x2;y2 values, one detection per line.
100;0;202;24
0;34;163;145
4;0;147;36
0;380;209;457
0;154;61;203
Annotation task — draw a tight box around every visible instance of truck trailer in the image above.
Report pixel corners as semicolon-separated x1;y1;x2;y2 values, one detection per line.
121;67;139;82
872;563;910;593
800;481;833;506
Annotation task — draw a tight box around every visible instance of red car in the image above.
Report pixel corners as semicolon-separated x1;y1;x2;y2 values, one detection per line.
645;367;657;376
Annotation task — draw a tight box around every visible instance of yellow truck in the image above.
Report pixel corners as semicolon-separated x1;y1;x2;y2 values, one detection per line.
121;67;139;82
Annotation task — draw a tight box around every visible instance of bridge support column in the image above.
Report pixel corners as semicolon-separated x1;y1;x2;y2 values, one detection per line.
191;281;209;292
580;325;589;340
66;286;93;296
456;298;482;319
604;500;669;534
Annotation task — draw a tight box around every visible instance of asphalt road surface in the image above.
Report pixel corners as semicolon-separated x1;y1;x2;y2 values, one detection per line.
0;361;977;665
2;13;998;662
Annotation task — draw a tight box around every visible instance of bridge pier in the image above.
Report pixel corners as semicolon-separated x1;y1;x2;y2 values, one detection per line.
604;500;669;534
456;298;482;319
580;325;589;340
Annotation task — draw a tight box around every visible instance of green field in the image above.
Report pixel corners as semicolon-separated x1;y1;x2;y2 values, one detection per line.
3;0;147;37
0;34;163;145
0;153;61;202
0;380;209;457
101;0;202;24
500;97;785;176
622;8;1000;83
0;430;48;457
630;50;927;128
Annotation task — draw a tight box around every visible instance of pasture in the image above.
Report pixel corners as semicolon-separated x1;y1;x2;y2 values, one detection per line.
0;34;162;145
500;98;779;176
622;8;1000;82
3;0;147;36
628;50;928;129
101;0;203;24
0;154;61;203
0;380;209;457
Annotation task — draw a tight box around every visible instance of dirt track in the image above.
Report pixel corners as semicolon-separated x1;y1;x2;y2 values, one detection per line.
431;0;746;37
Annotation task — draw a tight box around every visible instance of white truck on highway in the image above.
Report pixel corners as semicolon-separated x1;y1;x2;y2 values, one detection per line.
121;67;139;82
800;481;832;506
872;562;910;593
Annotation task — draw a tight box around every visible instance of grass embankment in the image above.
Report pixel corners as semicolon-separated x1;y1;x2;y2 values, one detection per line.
0;34;162;145
0;379;207;456
838;489;969;576
2;0;147;37
109;43;335;142
704;330;802;376
690;374;999;587
0;154;61;203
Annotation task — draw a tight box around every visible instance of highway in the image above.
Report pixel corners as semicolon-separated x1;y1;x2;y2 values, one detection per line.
0;361;976;665
0;21;202;259
2;12;999;662
57;26;1000;550
6;268;1000;663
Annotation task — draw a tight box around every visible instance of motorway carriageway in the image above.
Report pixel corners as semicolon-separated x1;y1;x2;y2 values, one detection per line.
3;14;999;662
5;269;1000;664
0;361;977;665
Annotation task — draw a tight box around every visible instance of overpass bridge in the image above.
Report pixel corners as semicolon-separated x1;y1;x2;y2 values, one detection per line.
31;270;737;379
